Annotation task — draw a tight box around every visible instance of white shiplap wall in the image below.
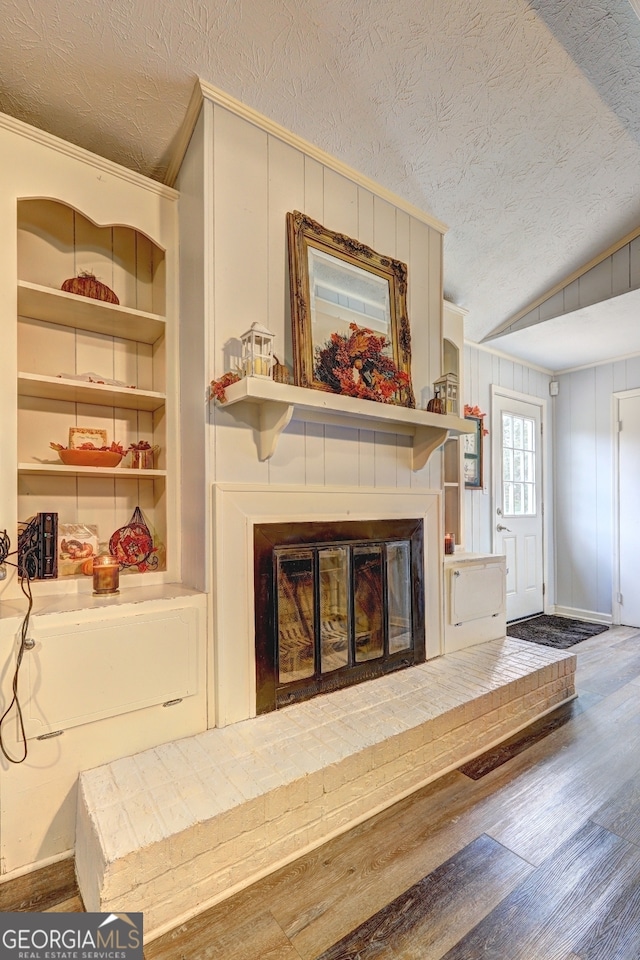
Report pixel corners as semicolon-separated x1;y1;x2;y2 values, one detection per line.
205;101;444;491
178;98;446;594
554;357;640;619
463;343;551;556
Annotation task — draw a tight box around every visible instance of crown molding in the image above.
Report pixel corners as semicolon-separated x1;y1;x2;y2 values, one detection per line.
0;111;178;201
165;78;448;235
466;338;553;375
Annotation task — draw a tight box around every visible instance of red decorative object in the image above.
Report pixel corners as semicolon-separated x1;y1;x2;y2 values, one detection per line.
464;404;490;435
210;371;241;402
426;397;445;414
61;272;119;304
50;440;126;468
314;323;412;405
109;506;158;572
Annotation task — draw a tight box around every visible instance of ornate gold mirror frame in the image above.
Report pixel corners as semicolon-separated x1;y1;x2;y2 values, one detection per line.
286;211;415;408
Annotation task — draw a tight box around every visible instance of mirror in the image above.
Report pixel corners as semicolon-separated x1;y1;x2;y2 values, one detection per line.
287;211;415;408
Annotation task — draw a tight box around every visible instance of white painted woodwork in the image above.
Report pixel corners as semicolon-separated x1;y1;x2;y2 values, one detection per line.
13;195;173;587
0;588;207;873
211;484;442;727
22;608;199;740
552;362;626;620
177;92;449;703
492;390;544;621
615;390;640;627
463;344;551;564
443;554;506;653
18;373;165;412
220;376;470;469
443;302;466;547
18;280;166;344
0;113;209;881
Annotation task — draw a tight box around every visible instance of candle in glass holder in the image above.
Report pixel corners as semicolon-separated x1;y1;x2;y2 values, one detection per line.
444;533;455;555
92;554;120;595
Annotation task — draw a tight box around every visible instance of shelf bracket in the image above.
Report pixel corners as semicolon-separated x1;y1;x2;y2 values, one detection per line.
412;425;449;472
258;402;295;460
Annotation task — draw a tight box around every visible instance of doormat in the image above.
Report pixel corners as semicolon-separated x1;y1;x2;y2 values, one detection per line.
507;614;608;649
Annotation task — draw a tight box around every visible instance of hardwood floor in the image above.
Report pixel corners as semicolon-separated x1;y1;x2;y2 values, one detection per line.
5;626;640;959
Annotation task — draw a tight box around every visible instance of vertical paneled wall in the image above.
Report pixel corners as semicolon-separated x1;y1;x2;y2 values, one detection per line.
554;357;640;618
463;344;551;555
206;102;444;493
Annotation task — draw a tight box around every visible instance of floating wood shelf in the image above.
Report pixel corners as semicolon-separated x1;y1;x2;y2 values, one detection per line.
18;280;167;345
220;377;473;471
18;373;166;412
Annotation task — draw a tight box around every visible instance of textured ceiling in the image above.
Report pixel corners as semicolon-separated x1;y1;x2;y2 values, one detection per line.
1;0;639;341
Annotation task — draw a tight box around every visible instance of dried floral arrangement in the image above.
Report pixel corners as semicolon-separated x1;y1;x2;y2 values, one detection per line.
50;440;126;454
464;404;489;436
210;371;241;402
314;323;412;405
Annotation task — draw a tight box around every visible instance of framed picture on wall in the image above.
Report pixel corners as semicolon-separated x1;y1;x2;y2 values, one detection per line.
464;416;483;489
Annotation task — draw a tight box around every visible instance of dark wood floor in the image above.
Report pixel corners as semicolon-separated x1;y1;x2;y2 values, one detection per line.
3;625;640;959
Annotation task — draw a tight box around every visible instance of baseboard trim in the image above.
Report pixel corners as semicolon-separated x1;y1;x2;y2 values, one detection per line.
0;849;73;885
546;605;612;625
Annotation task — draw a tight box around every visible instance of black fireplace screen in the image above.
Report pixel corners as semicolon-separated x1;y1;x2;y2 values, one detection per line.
254;520;425;712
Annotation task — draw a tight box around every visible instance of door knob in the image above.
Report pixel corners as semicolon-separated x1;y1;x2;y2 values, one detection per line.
496;524;511;532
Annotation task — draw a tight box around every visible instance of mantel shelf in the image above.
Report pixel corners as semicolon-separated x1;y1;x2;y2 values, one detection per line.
219;377;473;471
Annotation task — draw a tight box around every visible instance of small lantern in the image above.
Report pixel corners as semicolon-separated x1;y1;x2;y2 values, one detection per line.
240;322;275;379
434;372;458;415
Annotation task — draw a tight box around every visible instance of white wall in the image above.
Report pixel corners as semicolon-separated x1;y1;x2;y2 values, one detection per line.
463;343;551;556
553;357;640;619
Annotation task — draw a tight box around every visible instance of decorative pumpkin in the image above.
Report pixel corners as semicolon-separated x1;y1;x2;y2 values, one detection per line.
61;272;119;304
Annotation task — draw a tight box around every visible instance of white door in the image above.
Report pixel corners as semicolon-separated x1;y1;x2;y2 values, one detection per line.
617;392;640;627
492;392;544;621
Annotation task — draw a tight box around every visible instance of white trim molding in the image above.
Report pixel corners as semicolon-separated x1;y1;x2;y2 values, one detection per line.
211;482;443;727
0;111;178;201
165;78;449;236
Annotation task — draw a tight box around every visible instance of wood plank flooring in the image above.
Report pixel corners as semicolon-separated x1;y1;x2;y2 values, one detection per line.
4;625;640;959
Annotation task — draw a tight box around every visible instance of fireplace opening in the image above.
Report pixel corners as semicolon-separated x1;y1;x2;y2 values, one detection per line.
254;520;425;712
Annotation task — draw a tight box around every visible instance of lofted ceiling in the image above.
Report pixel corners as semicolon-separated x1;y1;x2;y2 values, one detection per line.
1;0;639;347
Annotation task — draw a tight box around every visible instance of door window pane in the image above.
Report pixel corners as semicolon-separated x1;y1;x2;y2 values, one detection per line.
502;413;536;517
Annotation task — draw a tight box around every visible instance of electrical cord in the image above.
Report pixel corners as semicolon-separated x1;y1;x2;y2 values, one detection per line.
0;531;33;764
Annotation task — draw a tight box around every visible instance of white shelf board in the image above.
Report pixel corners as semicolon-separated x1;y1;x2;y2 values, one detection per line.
18;372;166;412
18;280;167;344
220;377;474;471
18;462;166;480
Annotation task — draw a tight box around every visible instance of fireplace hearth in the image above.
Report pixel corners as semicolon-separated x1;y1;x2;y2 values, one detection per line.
254;519;425;712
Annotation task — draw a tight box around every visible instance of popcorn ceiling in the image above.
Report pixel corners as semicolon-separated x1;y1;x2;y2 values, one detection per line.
1;0;639;340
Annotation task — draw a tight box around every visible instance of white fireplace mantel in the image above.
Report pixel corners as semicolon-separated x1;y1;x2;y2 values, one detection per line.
219;377;473;470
